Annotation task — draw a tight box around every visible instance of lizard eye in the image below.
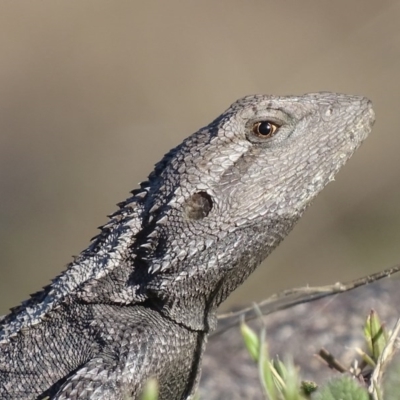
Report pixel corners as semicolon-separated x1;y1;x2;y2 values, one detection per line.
252;121;280;138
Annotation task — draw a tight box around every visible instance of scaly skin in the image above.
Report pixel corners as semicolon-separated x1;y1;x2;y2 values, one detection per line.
0;93;375;399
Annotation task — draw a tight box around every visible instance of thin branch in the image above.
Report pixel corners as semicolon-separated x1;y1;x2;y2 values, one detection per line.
213;264;400;337
317;348;348;373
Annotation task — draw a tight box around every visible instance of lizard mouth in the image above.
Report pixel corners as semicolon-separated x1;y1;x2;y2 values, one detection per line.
358;99;375;140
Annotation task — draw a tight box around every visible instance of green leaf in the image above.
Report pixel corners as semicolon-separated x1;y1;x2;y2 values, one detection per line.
280;358;306;400
258;327;278;400
364;310;388;361
139;377;159;400
240;320;260;362
312;376;369;400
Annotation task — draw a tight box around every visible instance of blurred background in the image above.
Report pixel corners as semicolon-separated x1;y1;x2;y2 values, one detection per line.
1;0;400;315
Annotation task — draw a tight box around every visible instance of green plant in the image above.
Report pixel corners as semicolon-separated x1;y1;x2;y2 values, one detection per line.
240;310;400;400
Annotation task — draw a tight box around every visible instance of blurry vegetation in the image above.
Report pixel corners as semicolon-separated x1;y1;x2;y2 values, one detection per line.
139;378;159;400
240;310;400;400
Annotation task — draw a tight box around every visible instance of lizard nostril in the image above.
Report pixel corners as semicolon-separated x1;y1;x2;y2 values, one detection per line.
184;191;213;220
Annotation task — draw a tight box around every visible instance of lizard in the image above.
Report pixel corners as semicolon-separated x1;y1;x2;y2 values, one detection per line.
0;92;375;399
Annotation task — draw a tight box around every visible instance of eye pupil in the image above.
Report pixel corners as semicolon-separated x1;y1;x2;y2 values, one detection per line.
252;121;278;137
258;122;272;135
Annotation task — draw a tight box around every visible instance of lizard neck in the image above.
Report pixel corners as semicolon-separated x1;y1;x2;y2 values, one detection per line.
145;213;302;332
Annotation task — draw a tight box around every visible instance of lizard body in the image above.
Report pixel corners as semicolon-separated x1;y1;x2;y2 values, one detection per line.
0;93;375;399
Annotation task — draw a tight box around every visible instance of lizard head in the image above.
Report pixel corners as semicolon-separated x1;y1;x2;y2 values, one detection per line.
131;93;375;330
203;92;375;220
